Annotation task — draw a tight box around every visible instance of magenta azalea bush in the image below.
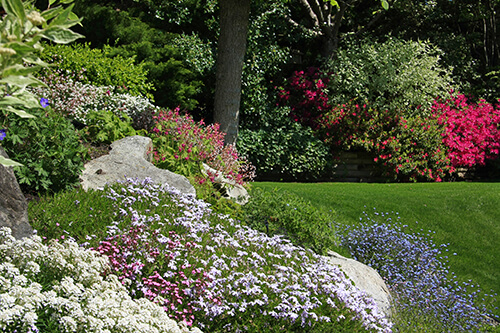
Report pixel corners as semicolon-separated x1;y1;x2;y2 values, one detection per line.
433;92;500;168
88;178;391;332
278;69;500;181
150;108;255;186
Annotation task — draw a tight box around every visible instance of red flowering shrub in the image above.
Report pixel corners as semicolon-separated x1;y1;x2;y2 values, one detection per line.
432;93;500;168
316;102;453;181
150;107;255;186
277;67;331;128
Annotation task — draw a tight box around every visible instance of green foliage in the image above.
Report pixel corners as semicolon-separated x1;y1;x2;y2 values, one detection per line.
236;187;338;255
79;110;145;144
29;187;116;244
240;2;292;129
0;107;87;194
70;2;204;110
237;107;333;181
326;37;454;116
40;43;154;100
0;0;82;166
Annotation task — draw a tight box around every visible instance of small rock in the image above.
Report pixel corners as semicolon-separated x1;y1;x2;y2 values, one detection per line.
324;250;393;317
202;163;250;205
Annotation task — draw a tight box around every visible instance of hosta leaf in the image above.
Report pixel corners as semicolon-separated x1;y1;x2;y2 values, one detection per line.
41;27;83;44
0;155;23;167
1;0;26;21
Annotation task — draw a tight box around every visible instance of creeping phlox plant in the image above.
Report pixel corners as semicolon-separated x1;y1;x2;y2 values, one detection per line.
0;227;202;333
89;178;391;332
150;108;255;186
340;210;498;332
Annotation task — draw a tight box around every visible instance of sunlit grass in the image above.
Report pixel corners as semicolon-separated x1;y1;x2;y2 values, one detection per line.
253;181;500;319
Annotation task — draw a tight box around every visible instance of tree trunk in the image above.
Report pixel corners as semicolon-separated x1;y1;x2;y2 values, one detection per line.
213;0;251;145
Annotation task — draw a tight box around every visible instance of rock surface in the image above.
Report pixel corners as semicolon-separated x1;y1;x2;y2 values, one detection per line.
202;163;250;205
0;147;33;239
324;250;392;317
80;136;196;195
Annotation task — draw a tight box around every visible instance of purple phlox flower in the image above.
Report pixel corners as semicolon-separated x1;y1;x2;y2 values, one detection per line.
0;129;6;141
40;97;49;108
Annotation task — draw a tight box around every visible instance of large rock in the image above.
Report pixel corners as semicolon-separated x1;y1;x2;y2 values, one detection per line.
202;163;250;205
80;136;196;195
324;250;392;317
0;147;33;239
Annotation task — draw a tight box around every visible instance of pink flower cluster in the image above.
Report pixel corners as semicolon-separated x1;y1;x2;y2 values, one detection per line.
96;226;211;326
151;107;255;185
433;93;500;168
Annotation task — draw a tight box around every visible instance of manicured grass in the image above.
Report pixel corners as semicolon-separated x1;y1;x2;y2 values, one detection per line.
253;181;500;318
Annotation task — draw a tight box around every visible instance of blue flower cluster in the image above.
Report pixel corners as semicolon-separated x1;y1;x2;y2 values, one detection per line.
339;209;498;332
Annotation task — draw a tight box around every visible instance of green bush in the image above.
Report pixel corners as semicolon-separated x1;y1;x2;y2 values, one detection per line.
237;108;334;181
326;37;455;116
70;2;204;110
40;43;154;100
236;187;338;255
79;110;145;144
0;107;87;195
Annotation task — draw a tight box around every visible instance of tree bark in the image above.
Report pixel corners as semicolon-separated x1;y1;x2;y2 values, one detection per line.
213;0;251;145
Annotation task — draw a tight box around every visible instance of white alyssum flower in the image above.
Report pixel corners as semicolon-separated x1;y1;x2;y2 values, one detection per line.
0;227;203;333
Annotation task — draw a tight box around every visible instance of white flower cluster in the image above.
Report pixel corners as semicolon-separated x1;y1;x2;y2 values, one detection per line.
0;227;203;333
29;74;158;125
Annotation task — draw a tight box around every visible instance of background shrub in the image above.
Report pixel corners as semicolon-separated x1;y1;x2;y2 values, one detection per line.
315;102;454;182
237;108;334;181
40;43;154;100
0;106;87;195
325;37;455;116
79;110;145;144
70;2;205;110
236;187;338;255
433;92;500;168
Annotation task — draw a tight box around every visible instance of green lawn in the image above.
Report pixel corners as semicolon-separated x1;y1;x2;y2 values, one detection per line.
253;181;500;317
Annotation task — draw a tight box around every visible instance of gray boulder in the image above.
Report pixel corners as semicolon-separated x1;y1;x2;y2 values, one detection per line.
0;147;33;239
324;250;393;317
80;136;195;195
202;163;249;205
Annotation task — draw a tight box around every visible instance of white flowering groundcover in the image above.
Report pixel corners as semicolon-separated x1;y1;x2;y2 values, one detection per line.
0;227;202;333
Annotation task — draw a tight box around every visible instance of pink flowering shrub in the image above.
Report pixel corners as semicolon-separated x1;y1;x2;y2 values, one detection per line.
432;93;500;168
150;108;255;186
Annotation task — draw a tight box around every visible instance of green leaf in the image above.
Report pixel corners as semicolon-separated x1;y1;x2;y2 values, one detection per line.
381;0;389;10
41;27;83;44
1;0;26;21
3;106;36;118
0;75;46;89
328;0;339;8
48;4;74;28
0;155;23;167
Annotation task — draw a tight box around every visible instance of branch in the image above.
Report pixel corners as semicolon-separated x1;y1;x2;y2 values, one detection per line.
298;0;320;28
285;15;322;37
